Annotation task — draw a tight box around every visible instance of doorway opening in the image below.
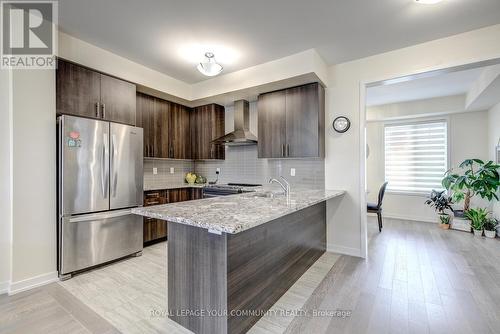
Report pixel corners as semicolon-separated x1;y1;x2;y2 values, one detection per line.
361;58;500;253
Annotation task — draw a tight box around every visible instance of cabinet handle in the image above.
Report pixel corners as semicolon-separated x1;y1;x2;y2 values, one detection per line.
101;103;106;119
286;144;290;157
95;102;100;118
281;144;285;157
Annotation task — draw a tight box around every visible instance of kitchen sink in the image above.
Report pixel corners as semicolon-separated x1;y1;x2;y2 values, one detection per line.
246;191;284;199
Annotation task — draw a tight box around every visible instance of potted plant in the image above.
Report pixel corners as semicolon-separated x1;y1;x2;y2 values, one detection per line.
442;159;500;217
465;208;489;237
483;218;498;238
424;190;453;229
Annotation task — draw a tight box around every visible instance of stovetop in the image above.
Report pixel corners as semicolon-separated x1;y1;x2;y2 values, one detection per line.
227;183;262;187
205;183;262;190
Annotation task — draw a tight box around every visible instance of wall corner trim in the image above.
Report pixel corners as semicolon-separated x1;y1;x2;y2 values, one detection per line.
327;243;363;258
8;271;59;295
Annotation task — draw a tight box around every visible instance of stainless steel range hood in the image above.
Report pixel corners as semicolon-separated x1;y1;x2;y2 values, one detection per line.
212;100;257;146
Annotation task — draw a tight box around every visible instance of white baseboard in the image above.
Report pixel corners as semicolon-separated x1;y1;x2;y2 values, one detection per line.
327;243;362;258
368;212;437;224
8;271;59;295
0;281;9;295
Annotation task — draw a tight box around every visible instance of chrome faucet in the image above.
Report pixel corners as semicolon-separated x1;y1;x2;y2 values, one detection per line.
269;176;291;198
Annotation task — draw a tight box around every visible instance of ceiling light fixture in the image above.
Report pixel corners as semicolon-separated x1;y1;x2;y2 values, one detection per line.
414;0;443;4
197;52;223;77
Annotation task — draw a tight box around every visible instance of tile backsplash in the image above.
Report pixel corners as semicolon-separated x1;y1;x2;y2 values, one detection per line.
144;146;325;189
143;147;325;190
194;146;325;189
143;159;194;190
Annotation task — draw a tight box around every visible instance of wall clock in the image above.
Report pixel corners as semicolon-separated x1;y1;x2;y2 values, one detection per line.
333;116;351;133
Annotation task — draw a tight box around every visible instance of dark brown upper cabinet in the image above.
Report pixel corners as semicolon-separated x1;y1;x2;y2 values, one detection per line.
56;59;100;119
155;98;170;158
257;82;325;158
99;74;137;125
56;59;137;126
136;93;155;157
257;90;286;159
191;104;225;160
169;103;191;159
137;93;191;159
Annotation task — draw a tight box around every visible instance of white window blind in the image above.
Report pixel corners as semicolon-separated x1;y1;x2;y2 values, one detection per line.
384;121;448;194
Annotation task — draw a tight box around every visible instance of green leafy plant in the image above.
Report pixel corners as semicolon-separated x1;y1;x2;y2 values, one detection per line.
465;208;489;231
425;190;453;224
484;218;499;232
425;190;453;214
442;159;500;212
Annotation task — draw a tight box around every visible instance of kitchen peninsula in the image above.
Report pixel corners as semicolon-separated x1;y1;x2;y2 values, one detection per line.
132;189;344;334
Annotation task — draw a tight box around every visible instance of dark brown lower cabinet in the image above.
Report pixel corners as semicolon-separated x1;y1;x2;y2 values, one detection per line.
191;188;203;200
143;187;204;245
143;190;168;245
143;218;167;244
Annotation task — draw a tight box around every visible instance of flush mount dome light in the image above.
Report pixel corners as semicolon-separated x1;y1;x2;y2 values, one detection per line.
414;0;443;4
197;52;223;77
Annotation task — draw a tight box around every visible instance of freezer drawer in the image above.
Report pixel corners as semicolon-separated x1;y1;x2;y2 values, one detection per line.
59;209;143;275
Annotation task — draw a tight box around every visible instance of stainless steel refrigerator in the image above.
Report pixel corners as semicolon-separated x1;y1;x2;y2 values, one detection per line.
57;115;143;279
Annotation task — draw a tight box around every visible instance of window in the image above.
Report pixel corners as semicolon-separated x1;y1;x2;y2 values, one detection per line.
384;120;448;194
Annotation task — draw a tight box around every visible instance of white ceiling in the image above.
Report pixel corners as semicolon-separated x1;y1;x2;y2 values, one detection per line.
58;0;500;84
366;67;487;106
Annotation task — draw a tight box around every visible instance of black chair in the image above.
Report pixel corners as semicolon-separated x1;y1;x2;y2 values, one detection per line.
367;182;388;232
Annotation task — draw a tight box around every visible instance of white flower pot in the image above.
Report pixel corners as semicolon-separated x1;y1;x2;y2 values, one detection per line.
484;230;496;238
473;229;483;237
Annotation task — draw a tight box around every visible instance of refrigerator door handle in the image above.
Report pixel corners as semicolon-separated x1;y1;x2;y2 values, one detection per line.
111;134;118;197
102;133;109;198
66;208;133;223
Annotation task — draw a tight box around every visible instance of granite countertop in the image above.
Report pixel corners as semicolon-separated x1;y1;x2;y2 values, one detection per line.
144;183;205;191
132;189;345;234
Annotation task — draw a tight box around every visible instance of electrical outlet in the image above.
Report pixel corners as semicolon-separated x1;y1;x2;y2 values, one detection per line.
216;167;221;173
170;167;175;174
290;168;296;176
153;167;158;175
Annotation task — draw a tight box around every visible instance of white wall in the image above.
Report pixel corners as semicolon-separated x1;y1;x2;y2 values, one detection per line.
8;70;58;293
488;103;500;219
367;95;465;122
366;111;489;222
325;24;500;257
0;69;12;294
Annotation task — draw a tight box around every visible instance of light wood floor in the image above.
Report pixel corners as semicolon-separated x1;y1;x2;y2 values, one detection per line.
285;217;500;334
0;281;119;334
59;242;339;334
1;217;499;334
